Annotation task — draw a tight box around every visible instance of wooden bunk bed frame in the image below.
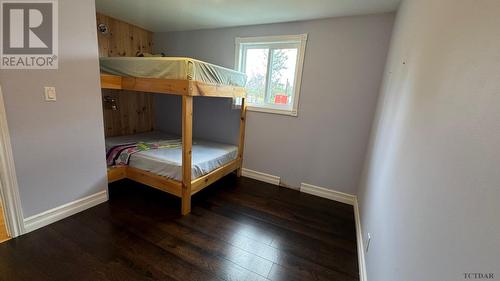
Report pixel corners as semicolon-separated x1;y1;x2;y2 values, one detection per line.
103;73;247;215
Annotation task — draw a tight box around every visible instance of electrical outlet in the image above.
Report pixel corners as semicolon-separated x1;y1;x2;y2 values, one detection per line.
44;86;56;101
366;232;372;253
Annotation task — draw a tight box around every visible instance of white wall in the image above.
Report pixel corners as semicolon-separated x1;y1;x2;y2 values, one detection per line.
0;0;107;218
358;0;500;280
154;14;394;194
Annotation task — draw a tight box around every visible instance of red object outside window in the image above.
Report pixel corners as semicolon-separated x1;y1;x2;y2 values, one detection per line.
274;95;288;104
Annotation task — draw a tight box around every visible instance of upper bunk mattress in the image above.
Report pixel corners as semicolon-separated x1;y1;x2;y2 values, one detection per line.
105;131;238;181
100;57;247;87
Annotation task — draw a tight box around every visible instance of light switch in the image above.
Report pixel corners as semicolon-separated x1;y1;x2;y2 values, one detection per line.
44;87;56;101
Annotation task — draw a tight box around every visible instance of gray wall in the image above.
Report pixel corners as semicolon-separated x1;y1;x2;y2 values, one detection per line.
358;0;500;280
155;95;241;145
154;13;394;193
0;0;107;218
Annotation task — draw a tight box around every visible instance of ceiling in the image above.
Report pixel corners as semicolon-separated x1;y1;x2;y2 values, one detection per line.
95;0;400;32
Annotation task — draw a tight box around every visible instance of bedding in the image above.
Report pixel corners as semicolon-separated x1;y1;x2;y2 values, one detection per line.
106;139;182;166
105;131;238;181
100;57;247;87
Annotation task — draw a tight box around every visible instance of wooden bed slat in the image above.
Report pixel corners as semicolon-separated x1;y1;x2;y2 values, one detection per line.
122;77;190;96
101;74;122;89
100;74;246;98
107;166;127;183
126;166;182;197
191;158;241;195
190;81;246;98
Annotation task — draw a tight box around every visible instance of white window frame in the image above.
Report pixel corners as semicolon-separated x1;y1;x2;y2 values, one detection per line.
235;34;308;117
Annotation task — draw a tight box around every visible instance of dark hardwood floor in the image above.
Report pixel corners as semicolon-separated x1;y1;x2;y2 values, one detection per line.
0;175;359;281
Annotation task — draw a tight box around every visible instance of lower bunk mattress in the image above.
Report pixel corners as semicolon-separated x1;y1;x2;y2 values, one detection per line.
106;131;238;181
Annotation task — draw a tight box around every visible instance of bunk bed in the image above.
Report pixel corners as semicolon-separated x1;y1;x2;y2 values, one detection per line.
101;57;247;215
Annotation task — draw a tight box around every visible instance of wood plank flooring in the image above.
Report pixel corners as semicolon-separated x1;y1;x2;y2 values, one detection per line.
0;175;359;281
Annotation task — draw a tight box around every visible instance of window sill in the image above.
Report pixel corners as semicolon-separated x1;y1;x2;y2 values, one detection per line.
246;105;298;117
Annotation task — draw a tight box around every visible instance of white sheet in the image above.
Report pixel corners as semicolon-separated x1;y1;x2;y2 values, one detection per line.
105;132;238;181
100;57;247;87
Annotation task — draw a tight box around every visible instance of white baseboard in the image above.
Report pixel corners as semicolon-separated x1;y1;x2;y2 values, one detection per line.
300;182;356;206
24;190;108;233
300;182;367;281
354;199;368;281
241;168;281;186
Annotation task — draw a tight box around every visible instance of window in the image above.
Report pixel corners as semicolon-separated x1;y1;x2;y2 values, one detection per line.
235;34;307;116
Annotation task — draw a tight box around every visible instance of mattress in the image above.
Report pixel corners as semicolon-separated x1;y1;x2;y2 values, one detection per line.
105;131;238;181
100;57;247;87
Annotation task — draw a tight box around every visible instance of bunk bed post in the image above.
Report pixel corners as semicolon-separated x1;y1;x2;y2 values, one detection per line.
181;95;193;215
236;98;247;177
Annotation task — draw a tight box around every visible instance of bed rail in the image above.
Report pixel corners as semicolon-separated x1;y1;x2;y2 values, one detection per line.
101;73;246;98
